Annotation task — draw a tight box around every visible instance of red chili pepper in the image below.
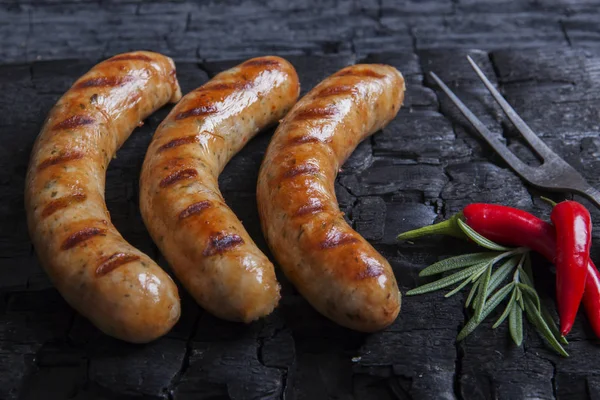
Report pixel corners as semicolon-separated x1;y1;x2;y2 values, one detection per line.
549;201;591;335
462;203;599;337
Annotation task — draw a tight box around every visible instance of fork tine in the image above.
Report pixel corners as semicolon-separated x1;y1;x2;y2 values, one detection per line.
581;186;600;211
429;72;533;177
466;56;557;161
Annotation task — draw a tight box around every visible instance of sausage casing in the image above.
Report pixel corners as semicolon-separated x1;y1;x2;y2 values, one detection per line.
140;56;300;322
25;51;182;343
257;64;405;331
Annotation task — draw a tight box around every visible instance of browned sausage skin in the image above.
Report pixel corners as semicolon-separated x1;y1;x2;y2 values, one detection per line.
140;56;300;322
25;51;182;343
257;64;405;331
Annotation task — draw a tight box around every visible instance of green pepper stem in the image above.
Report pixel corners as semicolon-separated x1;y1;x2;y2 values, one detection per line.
397;212;466;240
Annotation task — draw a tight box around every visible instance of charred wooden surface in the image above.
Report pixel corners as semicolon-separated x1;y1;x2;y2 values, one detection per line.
1;1;600;399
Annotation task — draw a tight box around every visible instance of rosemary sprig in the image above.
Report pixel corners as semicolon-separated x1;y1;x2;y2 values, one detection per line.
406;219;569;356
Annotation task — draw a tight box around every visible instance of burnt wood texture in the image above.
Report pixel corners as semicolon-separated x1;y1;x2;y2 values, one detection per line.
1;0;600;399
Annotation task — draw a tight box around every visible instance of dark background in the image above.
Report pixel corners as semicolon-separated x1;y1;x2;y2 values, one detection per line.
1;0;600;399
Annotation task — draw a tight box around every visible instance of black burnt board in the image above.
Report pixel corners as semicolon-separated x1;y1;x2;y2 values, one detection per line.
2;1;600;399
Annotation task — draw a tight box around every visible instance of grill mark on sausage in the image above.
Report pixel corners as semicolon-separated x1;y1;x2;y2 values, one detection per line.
38;151;84;170
294;201;324;217
75;75;135;89
96;253;140;276
196;81;252;92
179;200;212;220
52;115;95;130
242;59;281;68
158;135;198;152
175;104;218;120
282;163;319;179
61;227;107;250
315;85;357;98
203;232;244;256
107;54;153;62
294;107;337;121
320;231;359;249
286;135;331;146
160;168;198;188
41;191;86;218
335;68;385;79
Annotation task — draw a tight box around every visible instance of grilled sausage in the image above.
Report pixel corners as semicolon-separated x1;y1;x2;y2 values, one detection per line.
140;56;300;322
25;51;182;343
257;64;405;331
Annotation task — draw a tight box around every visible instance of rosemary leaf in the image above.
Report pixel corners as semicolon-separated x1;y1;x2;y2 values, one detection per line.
474;263;493;321
456;316;483;343
518;294;525;311
457;219;510;251
419;252;499;277
445;276;473;298
515;287;524;310
523;253;569;346
470;262;490;282
518;265;535;288
486;283;515;316
512;266;520;283
457;282;514;341
518;283;542;313
493;286;517;329
407;262;488;295
540;300;568;345
524;297;569;357
509;302;523;346
466;279;480;308
487;255;520;296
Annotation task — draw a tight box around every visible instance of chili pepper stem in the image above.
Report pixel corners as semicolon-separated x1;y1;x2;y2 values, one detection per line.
397;213;465;240
540;196;558;207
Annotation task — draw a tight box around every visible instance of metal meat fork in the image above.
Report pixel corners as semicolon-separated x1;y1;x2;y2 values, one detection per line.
429;56;600;210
